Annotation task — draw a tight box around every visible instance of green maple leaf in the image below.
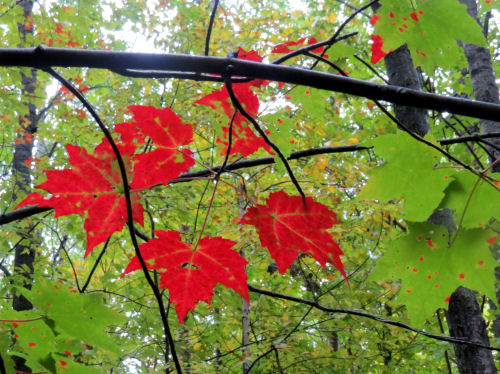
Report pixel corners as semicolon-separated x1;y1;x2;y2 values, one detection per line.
369;223;497;326
371;0;486;71
26;280;124;355
357;132;453;221
440;170;499;229
288;86;329;120
0;331;15;374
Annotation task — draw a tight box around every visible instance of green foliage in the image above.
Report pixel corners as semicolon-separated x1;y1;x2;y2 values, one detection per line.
0;0;498;373
369;223;496;326
357;132;454;221
371;0;486;70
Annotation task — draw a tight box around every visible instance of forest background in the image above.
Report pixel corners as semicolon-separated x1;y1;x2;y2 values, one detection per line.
0;0;499;373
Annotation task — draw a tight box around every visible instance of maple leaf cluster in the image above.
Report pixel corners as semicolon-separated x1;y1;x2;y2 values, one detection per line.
17;105;194;257
16;45;345;323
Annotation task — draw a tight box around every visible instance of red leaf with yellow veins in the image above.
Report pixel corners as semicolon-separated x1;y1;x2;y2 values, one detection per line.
240;190;346;278
123;105;195;190
16;141;143;257
122;230;249;323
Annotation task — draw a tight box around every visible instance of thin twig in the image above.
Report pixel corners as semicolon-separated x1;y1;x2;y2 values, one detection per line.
273;346;284;374
353;54;389;84
304;51;345;73
333;0;370;17
205;0;220;56
80;237;111;293
271;31;358;65
218;110;237;176
224;75;305;199
42;67;182;374
436;310;453;374
59;235;81;292
246;305;314;373
0;0;22;19
329;0;379;47
248;284;500;351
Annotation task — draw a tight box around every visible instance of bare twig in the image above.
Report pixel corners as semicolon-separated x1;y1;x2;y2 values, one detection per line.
80;237;111;293
42;67;182;374
248;284;500;351
225;75;305;198
205;0;220;56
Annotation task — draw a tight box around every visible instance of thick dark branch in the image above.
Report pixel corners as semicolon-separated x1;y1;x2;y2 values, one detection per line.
2;46;500;121
0;205;52;225
438;132;500;145
0;144;369;225
248;285;500;351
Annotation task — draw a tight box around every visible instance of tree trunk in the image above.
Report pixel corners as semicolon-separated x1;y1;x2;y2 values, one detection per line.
372;4;428;137
446;2;499;372
373;1;497;372
383;45;429;136
11;1;38;372
459;0;500;172
447;287;497;374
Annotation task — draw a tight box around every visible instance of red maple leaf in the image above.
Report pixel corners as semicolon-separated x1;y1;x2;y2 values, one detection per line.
122;230;249;323
217;126;272;158
117;105;195;190
272;37;325;54
370;35;387;64
16;141;144;257
16;105;195;257
240;190;346;278
195;48;272;157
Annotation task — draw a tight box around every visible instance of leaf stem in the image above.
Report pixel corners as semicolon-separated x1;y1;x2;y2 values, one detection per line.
0;316;44;323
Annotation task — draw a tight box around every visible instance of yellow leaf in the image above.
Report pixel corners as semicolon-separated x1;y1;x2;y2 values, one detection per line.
193;343;201;351
328;13;337;23
316;157;328;170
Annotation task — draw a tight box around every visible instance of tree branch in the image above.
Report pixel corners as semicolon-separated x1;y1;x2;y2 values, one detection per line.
205;0;220;56
80;237;110;293
2;46;500;122
248;284;500;351
43;67;182;374
225;75;305;198
4;130;500;226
